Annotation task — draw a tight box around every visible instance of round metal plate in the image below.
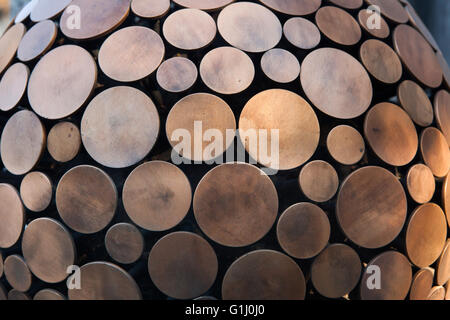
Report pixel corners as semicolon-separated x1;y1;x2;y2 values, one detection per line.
20;171;52;212
105;223;144;264
0;184;24;249
0;63;29;112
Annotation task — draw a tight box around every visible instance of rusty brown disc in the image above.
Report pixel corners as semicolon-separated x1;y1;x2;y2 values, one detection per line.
299;161;339;202
258;0;321;16
81;87;160;168
364;102;418;166
200;46;254;95
315;6;361;46
301;48;372;119
28;45;97;120
0;184;24;249
123;161;192;232
329;0;362;9
69;262;142;300
8;290;30;300
22;217;76;283
437;51;450;89
173;0;233;10
60;0;130;40
56;165;117;234
30;0;71;22
20;171;52;212
0;110;45;176
15;0;39;23
410;268;435;300
406;164;435;204
0;63;29;112
239;89;320;170
427;286;446;300
404;3;439;51
434;90;450;146
358;9;390;39
261;49;300;83
156;57;198;93
222;250;306;300
283;17;321;50
443;175;450;228
420;127;450;178
277;203;330;259
437;240;450;286
34;289;65;300
337;166;407;249
311;244;361;299
47;122;81;163
166;93;236;162
327;125;365;165
4;255;32;292
105;223;144;264
0;23;25;75
398;80;433;127
17;20;56;62
217;2;282;53
365;0;408;23
393;24;442;89
148;232;218;299
131;0;170;18
193;163;278;247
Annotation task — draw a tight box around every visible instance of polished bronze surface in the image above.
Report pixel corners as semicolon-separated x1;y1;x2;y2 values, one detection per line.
47;122;81;163
406;164;435;204
436;240;450;286
410;268;434;300
434;90;450;146
260;48;300;83
105;223;144;264
15;0;38;23
358;9;390;39
420;127;450;178
173;0;234;10
34;289;65;300
365;0;408;23
0;63;29;112
17;20;56;62
258;0;321;16
30;0;71;22
156;57;198;92
0;184;24;249
8;289;30;300
283;17;321;50
327;125;365;165
398;80;433;127
329;0;362;9
427;286;446;300
443;175;450;228
20;171;52;212
299;160;339;202
0;23;25;75
316;6;361;46
131;0;170;18
4;255;32;292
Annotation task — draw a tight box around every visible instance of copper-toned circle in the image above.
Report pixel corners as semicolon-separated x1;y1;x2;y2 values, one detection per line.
4;255;32;292
420;127;450;178
34;289;65;300
443;175;450;228
283;17;321;50
157;57;198;93
434;90;450;146
427;286;446;300
20;171;52;212
0;23;25;75
173;0;234;10
410;268;435;300
329;0;362;9
398;80;433;127
358;9;390;39
436;240;450;286
365;0;408;23
261;49;300;83
15;0;38;23
0;63;29;112
17;20;56;62
327;125;365;165
258;0;321;16
47;122;81;163
105;223;144;264
8;290;30;300
131;0;170;19
299;161;339;202
0;184;24;249
406;164;435;204
316;6;361;46
30;0;71;22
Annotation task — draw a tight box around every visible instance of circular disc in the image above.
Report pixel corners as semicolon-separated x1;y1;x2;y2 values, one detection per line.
222;250;306;300
131;0;170;18
20;172;52;212
258;0;321;16
15;0;39;23
358;9;390;39
301;48;372;119
8;290;30;300
47;122;81;163
315;6;361;46
398;80;433;127
437;240;450;286
148;232;218;299
31;0;71;22
406;164;435;204
81;86;160;168
193;163;278;247
337;166;407;249
105;223;144;264
434;90;450;146
173;0;234;10
217;2;282;53
428;286;446;300
327;125;365;165
157;57;198;92
261;48;300;83
22;218;76;283
299;161;339;202
4;255;32;292
0;184;24;249
420;127;450;178
329;0;362;9
56;165;117;234
410;268;435;300
17;20;57;62
0;23;25;75
366;0;408;23
239;89;320;170
283;17;321;50
443;175;450;228
28;45;97;120
0;63;29;112
1;110;45;175
277;203;330;259
34;289;65;300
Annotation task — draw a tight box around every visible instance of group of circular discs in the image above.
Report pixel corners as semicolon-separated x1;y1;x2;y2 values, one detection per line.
0;0;449;301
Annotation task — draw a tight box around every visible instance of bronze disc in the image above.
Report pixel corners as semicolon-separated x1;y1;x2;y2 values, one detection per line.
258;0;321;16
131;0;170;19
436;240;450;286
239;89;320;170
358;9;390;39
327;125;365;165
56;165;117;234
315;6;361;46
0;110;46;175
30;0;71;22
299;161;339;202
283;17;321;50
277;203;330;259
398;80;433;127
311;244;361;299
0;184;24;249
105;223;144;264
173;0;233;10
200;46;254;95
22;217;76;283
393;24;443;88
217;2;282;53
364;102;418;166
28;45;97;120
329;0;362;9
8;290;30;300
123;161;192;231
0;63;29;112
434;90;450;146
15;0;38;23
4;255;32;292
337;166;407;249
261;48;300;83
361;251;412;300
17;20;57;62
427;286;446;300
148;232;218;299
410;268;435;300
301;48;372;119
69;262;142;300
406;164;435;204
166;93;236;162
420;127;450;178
0;23;25;75
60;0;130;40
34;289;65;300
47;122;81;163
20;171;52;212
81;86;160;168
193;163;278;247
156;57;198;93
222;250;306;300
443;175;450;228
365;0;408;23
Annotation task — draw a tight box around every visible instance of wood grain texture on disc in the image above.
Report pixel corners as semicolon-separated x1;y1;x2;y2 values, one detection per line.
398;80;433;127
34;289;65;300
364;102;418;167
315;6;361;46
436;240;450;286
8;290;30;300
47;122;81;163
4;255;32;292
365;0;408;23
0;110;45;176
131;0;170;18
69;262;142;300
283;17;321;50
239;89;320;170
406;164;435;204
0;184;24;249
148;232;218;299
277;203;330;259
166;93;236;162
261;48;300;83
20;171;52;212
358;9;390;39
434;90;450;146
337;166;407;249
60;0;130;40
81;86;160;168
0;63;29;112
301;48;372;120
258;0;321;16
222;250;306;300
30;0;71;22
0;23;25;75
217;2;282;53
28;45;97;120
420;127;450;178
410;268;434;300
105;223;144;264
361;251;412;300
327;125;365;165
123;161;192;232
443;175;450;228
427;286;446;300
157;57;197;92
15;0;38;23
17;20;56;62
406;203;447;268
22;217;76;283
299;161;339;202
311;244;361;299
193;163;278;247
56;165;117;234
173;0;234;10
329;0;362;9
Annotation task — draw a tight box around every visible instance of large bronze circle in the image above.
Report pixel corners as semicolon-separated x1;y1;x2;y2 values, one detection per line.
0;184;24;249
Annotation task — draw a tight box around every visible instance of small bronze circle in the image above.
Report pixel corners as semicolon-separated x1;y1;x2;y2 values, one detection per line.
17;20;56;62
406;164;435;204
258;0;321;16
15;0;38;23
427;286;446;300
299;160;339;202
316;6;361;46
261;48;300;83
329;0;362;9
443;175;450;228
434;90;450;146
173;0;233;10
436;240;450;286
366;0;409;24
34;289;65;300
131;0;170;19
358;9;390;39
410;268;435;300
30;0;71;22
327;125;365;165
8;290;30;300
105;223;144;264
283;17;321;50
0;62;29;112
0;23;25;75
0;184;24;249
4;255;32;292
20;171;52;212
398;80;434;127
157;57;198;93
47;122;81;163
420;127;450;178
